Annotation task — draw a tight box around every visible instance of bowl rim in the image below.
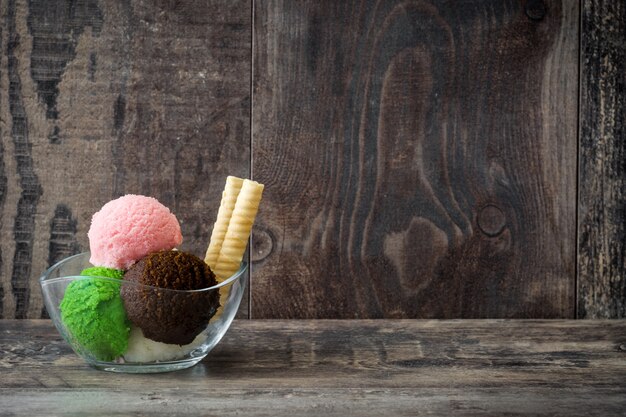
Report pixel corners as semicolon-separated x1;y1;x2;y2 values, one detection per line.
40;251;248;293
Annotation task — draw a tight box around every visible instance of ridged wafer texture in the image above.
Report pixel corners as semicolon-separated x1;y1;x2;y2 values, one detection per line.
212;179;264;280
204;176;244;270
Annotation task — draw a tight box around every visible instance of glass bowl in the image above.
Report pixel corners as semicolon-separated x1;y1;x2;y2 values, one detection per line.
40;252;247;373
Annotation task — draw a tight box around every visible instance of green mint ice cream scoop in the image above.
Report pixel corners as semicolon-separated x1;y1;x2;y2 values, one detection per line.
60;267;129;361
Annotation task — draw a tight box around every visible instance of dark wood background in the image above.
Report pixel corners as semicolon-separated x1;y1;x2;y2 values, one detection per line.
0;0;623;319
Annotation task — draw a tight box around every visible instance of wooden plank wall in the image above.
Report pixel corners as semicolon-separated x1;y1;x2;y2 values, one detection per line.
253;0;578;319
0;0;251;318
578;0;626;319
0;0;623;319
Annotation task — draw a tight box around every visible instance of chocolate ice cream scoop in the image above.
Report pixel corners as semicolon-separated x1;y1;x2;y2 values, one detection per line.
120;250;220;345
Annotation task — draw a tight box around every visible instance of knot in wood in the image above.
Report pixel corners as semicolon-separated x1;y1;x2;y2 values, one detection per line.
251;228;274;262
477;205;507;237
525;0;546;21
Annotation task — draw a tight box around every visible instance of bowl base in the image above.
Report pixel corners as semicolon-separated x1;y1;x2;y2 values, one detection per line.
89;356;205;373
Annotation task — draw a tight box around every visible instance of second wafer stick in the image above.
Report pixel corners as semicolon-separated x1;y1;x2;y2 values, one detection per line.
213;179;264;280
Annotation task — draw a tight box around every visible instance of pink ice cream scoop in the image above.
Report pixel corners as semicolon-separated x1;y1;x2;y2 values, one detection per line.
88;194;183;270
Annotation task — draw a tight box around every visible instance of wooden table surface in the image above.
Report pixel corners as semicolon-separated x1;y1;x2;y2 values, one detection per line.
1;320;625;416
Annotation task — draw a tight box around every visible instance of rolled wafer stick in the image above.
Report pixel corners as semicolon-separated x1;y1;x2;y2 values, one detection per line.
212;179;264;280
204;176;244;271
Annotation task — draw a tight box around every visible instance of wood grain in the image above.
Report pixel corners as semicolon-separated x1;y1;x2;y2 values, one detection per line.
1;320;625;416
2;0;624;320
0;0;251;318
578;0;626;318
0;11;6;318
4;0;43;319
252;0;579;318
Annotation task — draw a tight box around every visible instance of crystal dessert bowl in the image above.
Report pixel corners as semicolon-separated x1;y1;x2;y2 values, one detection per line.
40;252;248;373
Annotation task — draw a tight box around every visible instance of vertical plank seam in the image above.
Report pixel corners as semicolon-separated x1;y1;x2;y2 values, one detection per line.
248;0;255;319
0;11;4;319
575;0;583;319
